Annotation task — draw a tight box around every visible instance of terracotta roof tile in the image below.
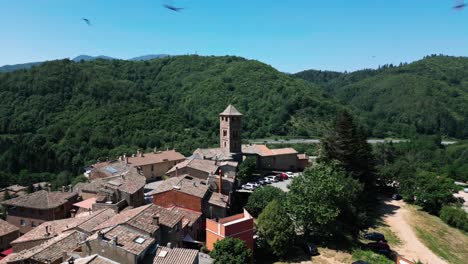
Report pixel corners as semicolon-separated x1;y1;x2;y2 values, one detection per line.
219;105;243;116
7;231;85;263
270;148;298;155
148;176;209;199
128;150;185;167
242;144;298;156
93;205;150;232
11;209;116;245
0;219;19;237
1;190;77;209
98;225;154;255
6;185;27;193
207;192;229;208
167;207;202;228
68;255;119;264
154;246;198;264
167;159;218;175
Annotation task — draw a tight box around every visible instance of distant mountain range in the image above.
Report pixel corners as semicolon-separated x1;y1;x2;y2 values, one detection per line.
0;54;170;73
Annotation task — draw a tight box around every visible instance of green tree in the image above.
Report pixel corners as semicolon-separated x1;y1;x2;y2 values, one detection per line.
245;185;285;217
237;156;257;184
3;190;11;201
409;171;456;214
257;200;295;258
27;183;35;194
72;175;88;186
439;206;468;231
287;163;363;238
209;237;252;264
321;111;375;190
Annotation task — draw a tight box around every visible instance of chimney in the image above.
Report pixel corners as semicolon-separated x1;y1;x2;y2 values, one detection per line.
218;169;223;193
152;214;160;226
70;209;76;218
97;231;103;240
153;147;157;153
111;236;118;246
61;186;65;192
47;184;51;192
166;242;172;249
175;166;179;177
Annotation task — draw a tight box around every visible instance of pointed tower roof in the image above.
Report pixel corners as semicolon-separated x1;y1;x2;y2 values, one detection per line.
220;105;243;116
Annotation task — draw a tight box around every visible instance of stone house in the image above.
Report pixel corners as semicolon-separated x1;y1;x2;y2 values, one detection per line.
82;225;155;264
149;176;229;221
1;190;78;234
10;209;116;252
126;149;186;182
0;219;19;251
2;230;86;264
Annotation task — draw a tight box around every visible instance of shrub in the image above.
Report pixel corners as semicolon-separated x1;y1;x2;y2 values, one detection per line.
439;206;468;232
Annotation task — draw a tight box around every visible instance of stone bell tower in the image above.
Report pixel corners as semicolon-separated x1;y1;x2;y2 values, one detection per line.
219;105;242;154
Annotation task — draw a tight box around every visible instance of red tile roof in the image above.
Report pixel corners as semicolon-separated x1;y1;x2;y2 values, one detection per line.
0;219;18;237
128;150;185;167
154;246;199;264
1;190;77;209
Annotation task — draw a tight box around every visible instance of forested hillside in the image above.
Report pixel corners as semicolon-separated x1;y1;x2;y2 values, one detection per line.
294;55;468;138
0;55;341;186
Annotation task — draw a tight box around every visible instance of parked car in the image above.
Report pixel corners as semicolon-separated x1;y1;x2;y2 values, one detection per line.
303;242;319;256
364;232;385;241
265;175;279;183
263;177;275;184
250;182;261;188
250;177;266;186
242;183;256;191
256;179;267;185
279;172;289;180
366;241;390;251
392;194;402;200
286;171;294;178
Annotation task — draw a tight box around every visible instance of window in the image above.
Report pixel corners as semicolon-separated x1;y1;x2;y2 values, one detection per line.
223;130;227;137
224;142;227;147
20;219;26;226
151;165;154;172
134;237;146;244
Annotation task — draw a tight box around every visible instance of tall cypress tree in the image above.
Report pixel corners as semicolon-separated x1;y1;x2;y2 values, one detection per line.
321;111;375;190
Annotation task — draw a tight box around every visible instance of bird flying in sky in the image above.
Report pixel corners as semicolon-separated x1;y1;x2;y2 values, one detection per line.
453;0;466;10
82;18;91;26
163;4;184;12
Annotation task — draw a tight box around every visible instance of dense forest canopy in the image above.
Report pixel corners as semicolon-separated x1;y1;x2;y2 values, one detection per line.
0;55;341;183
294;55;468;138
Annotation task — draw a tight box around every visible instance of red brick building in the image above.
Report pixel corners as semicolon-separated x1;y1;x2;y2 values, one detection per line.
1;190;78;234
205;209;254;251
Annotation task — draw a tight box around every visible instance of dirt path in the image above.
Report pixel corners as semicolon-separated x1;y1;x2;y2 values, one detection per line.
382;200;447;264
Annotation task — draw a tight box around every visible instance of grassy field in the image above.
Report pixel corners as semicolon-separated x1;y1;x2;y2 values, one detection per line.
406;205;468;264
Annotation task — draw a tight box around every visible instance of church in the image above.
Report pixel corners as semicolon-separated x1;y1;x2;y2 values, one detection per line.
193;105;309;172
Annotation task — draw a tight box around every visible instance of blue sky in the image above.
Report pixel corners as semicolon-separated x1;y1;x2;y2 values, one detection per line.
0;0;467;72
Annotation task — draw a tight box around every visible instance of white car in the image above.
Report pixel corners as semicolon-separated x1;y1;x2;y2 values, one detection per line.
286;171;294;178
263;177;275;184
242;183;256;191
265;175;279;183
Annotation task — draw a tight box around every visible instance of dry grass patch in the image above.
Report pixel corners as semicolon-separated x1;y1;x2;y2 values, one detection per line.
406;205;468;264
